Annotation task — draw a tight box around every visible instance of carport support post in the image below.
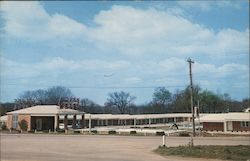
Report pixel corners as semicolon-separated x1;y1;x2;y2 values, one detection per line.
72;114;77;129
64;115;68;131
81;114;85;128
54;115;59;131
134;118;136;127
89;115;91;133
224;121;227;132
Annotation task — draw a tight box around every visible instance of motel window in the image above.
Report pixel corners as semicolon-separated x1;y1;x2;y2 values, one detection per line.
12;114;18;129
241;121;250;127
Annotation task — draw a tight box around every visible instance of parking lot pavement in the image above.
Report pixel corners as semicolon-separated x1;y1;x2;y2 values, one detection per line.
1;134;249;161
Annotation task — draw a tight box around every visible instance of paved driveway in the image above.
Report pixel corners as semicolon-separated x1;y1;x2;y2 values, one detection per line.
1;134;249;161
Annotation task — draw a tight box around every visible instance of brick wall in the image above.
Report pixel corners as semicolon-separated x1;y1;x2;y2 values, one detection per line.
7;115;12;129
203;122;224;131
232;121;250;132
18;114;31;131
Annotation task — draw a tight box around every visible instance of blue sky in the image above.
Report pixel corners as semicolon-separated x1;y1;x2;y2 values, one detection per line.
0;1;249;105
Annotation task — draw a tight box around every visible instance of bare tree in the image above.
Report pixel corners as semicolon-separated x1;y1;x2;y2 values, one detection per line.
46;86;73;104
105;91;136;114
79;98;103;113
33;89;47;105
14;86;73;109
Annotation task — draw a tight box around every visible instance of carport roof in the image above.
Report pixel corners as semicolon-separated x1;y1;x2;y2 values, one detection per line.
7;105;84;115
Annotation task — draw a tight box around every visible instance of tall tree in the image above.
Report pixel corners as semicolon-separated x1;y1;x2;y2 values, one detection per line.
46;86;73;104
241;98;250;109
105;91;136;114
79;98;103;113
152;87;172;106
199;90;220;113
14;86;73;109
170;85;201;113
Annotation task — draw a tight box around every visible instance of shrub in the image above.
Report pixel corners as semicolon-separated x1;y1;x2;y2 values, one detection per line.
108;130;116;135
57;129;65;133
74;131;81;134
179;132;190;137
18;119;28;131
130;131;137;135
91;130;98;134
28;130;35;133
1;124;8;130
156;131;165;136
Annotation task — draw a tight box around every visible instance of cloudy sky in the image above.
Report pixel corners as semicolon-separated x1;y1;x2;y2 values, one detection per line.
0;1;249;105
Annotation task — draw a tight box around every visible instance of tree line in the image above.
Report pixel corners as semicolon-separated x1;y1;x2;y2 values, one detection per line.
0;86;249;116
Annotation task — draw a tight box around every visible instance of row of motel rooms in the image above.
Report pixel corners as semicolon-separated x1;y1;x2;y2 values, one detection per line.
1;105;250;132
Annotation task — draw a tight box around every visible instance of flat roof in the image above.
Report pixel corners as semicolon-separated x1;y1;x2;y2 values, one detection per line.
84;113;196;120
199;112;250;122
7;106;248;122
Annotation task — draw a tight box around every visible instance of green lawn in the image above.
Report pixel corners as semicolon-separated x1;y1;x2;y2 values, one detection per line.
154;145;250;161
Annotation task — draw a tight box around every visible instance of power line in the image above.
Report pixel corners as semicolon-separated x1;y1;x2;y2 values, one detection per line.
58;85;187;89
1;84;187;89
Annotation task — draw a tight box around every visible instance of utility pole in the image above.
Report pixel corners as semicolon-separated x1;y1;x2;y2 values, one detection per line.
187;58;196;137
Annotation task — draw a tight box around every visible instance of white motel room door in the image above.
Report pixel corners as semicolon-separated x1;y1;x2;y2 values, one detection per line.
227;121;233;131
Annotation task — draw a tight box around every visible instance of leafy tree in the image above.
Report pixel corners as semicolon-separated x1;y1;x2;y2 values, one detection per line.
170;85;201;113
105;91;136;114
152;87;172;106
148;87;172;113
170;89;190;112
199;90;221;113
242;98;250;109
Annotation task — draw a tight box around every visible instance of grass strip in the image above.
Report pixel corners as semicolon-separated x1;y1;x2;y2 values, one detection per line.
154;145;250;161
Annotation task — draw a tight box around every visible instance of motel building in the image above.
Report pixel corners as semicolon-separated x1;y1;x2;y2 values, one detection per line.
1;105;249;133
199;112;250;132
3;105;195;131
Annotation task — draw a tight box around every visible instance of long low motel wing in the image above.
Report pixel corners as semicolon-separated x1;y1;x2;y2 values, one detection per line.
1;105;249;132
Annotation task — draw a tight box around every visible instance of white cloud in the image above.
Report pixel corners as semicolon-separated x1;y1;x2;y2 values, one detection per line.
1;2;248;57
1;1;86;40
1;57;131;78
178;1;212;11
193;61;248;78
124;77;141;84
159;57;187;72
79;59;130;70
177;1;242;12
88;5;249;56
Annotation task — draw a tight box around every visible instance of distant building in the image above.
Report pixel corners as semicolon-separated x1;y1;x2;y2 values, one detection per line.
199;113;250;132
